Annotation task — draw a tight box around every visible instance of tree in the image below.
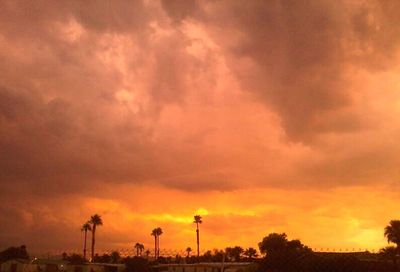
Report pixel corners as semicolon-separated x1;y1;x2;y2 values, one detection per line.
134;243;144;256
134;243;142;256
258;233;312;271
89;214;103;262
175;254;182;264
193;215;202;257
243;247;258;260
202;250;213;262
385;220;400;248
225;246;243;262
211;249;224;262
151;229;158;258
81;222;92;260
0;245;29;262
258;233;288;255
94;253;111;263
156;227;163;258
111;251;120;263
139;243;145;256
145;249;151;259
380;246;398;266
66;253;86;265
186;247;192;258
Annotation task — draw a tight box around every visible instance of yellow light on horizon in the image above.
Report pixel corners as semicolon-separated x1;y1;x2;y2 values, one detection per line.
195;208;209;216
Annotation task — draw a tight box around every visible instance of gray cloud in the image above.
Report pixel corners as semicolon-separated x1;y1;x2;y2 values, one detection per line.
161;0;400;141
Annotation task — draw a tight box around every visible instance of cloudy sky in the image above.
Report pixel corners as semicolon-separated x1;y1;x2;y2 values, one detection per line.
1;0;400;254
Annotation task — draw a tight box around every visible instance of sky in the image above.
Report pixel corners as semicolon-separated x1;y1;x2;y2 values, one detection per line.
1;0;400;255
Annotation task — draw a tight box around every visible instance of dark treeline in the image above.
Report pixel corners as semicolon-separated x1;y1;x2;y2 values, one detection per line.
60;247;258;265
256;233;397;272
0;245;29;262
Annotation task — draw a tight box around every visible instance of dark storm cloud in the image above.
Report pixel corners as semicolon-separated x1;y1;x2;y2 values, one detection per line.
0;0;400;195
161;0;400;141
0;0;232;195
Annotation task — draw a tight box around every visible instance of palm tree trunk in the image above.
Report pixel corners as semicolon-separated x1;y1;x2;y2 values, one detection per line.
157;235;160;258
83;230;87;260
196;223;200;258
154;236;157;259
91;225;96;262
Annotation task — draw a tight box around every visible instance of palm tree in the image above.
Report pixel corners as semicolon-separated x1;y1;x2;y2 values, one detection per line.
134;243;145;256
134;243;140;256
193;215;202;257
156;227;163;258
89;214;103;262
151;229;158;258
81;222;92;260
186;247;192;258
385;220;400;248
139;243;145;256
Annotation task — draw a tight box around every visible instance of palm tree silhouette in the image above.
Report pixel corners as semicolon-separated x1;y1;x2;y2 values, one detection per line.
186;247;192;258
156;227;163;258
134;243;141;256
385;220;400;249
81;222;92;260
151;229;158;258
193;215;202;257
89;214;103;262
139;243;144;256
134;243;145;256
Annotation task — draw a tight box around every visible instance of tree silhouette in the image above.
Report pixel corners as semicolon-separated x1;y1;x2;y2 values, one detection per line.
65;253;86;264
0;245;29;262
134;243;144;256
145;249;151;259
243;247;258;260
225;246;243;262
151;229;157;258
139;243;144;256
258;233;312;271
111;251;120;263
156;227;163;258
385;220;400;248
81;222;91;260
151;228;163;259
380;246;398;266
258;233;288;255
202;250;213;262
193;215;202;257
186;247;192;258
89;214;103;262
